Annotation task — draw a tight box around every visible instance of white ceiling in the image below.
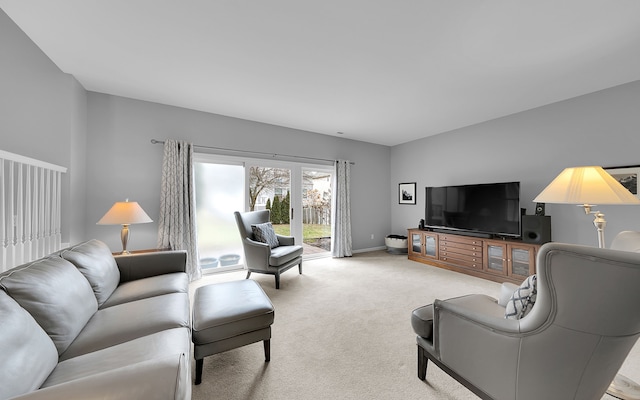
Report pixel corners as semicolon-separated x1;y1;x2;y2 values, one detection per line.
3;1;640;146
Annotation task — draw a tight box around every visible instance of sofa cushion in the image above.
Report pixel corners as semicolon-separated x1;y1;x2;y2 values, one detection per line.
269;244;303;266
252;222;280;249
0;256;98;354
43;327;190;388
19;354;190;400
505;274;537;320
60;292;190;360
0;290;59;400
60;239;120;307
498;282;519;307
100;272;188;309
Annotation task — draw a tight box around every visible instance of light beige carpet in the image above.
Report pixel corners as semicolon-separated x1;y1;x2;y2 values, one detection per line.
189;251;639;400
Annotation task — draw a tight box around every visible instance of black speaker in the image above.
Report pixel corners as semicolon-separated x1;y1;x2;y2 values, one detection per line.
521;215;551;244
535;203;546;216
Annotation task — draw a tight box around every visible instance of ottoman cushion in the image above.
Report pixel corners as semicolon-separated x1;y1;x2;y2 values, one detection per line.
192;280;274;345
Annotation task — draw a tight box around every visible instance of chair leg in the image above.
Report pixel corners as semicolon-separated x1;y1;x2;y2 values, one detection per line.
195;358;204;385
275;273;280;289
246;271;251;279
418;345;429;380
264;339;271;362
298;260;303;274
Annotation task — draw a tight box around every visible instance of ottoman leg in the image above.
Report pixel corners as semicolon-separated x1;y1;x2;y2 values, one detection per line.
195;358;203;385
264;339;271;362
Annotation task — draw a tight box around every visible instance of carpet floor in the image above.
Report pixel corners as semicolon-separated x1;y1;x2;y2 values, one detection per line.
189;251;640;400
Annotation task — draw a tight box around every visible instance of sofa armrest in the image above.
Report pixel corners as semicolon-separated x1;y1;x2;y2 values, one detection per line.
114;251;187;283
242;238;271;271
434;295;520;336
10;354;190;400
276;234;295;246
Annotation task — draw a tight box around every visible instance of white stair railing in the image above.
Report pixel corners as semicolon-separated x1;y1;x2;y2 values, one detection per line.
1;150;67;272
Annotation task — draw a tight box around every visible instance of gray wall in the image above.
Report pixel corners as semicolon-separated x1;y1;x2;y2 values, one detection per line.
5;6;640;253
1;9;87;244
1;7;390;254
85;93;391;252
391;81;640;248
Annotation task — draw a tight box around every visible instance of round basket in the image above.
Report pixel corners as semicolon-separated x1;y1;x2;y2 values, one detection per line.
385;235;408;254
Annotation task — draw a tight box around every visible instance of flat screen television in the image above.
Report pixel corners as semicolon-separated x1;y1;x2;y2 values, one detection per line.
425;181;521;238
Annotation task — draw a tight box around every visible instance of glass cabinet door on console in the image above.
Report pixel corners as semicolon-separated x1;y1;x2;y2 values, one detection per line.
424;232;438;258
408;231;438;259
485;244;508;275
484;241;536;280
508;245;535;279
410;232;423;256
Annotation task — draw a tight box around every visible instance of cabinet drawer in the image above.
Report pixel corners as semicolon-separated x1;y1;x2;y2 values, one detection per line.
439;246;482;258
440;253;482;269
439;235;483;246
440;241;482;253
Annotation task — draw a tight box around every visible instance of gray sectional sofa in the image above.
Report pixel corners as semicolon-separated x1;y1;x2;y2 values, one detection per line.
0;239;191;400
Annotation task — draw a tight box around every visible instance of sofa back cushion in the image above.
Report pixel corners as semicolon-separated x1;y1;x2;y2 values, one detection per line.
0;256;98;355
60;239;120;306
0;290;58;399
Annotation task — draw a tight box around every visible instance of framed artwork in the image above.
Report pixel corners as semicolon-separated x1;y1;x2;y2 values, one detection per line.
399;182;416;205
604;165;640;199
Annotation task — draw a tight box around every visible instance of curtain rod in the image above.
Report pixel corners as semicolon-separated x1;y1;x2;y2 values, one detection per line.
150;139;354;165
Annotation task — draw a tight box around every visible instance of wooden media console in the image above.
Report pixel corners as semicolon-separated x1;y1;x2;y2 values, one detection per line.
408;229;541;284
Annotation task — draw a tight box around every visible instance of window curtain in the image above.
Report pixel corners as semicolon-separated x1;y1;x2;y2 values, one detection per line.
157;139;201;281
331;160;352;257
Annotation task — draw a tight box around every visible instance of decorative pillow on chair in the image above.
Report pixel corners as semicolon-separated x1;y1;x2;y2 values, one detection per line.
251;222;280;249
505;274;537;320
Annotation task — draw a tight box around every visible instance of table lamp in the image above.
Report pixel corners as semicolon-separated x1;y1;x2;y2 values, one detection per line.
97;199;153;254
533;166;640;248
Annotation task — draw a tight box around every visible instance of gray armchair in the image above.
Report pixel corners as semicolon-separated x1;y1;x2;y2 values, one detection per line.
412;240;640;400
234;210;303;289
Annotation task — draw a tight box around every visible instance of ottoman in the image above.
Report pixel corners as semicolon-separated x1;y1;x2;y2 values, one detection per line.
192;279;275;385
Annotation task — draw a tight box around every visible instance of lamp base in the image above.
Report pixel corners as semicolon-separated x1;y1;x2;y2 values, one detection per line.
120;224;130;254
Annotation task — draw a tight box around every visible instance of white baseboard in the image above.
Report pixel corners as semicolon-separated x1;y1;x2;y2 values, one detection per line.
352;246;387;254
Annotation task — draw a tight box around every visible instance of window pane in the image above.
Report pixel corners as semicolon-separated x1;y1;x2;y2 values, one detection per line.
302;168;332;255
249;166;291;236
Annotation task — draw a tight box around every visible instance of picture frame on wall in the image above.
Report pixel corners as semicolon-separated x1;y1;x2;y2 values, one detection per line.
399;182;416;205
604;165;640;199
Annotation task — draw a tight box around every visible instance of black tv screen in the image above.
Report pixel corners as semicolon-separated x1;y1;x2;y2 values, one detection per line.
425;181;521;237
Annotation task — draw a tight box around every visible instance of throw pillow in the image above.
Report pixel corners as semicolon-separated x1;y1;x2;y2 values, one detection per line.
252;222;280;249
505;274;537;320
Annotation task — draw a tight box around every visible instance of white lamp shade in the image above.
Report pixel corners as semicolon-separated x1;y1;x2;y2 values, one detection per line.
97;200;153;225
534;166;640;205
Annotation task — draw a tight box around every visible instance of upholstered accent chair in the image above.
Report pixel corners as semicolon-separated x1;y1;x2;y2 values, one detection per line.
411;240;640;400
234;210;303;289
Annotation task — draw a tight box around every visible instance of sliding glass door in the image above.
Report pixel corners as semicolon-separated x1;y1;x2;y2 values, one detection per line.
247;161;333;258
194;155;333;274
